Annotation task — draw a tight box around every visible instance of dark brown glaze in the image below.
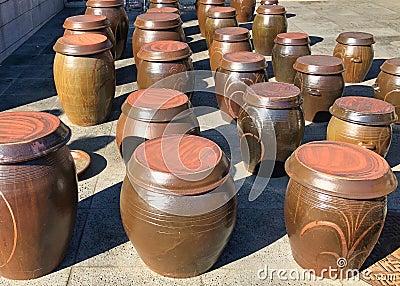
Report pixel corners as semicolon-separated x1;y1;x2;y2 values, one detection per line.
230;0;255;22
146;7;180;14
197;0;225;37
149;0;179;9
205;7;238;48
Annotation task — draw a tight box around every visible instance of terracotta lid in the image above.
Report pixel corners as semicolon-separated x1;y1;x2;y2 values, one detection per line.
207;7;236;18
122;88;190;121
199;0;225;5
127;134;231;195
336;32;375;46
150;0;177;3
134;13;182;30
0;111;70;164
146;7;179;13
245;82;302;109
380;58;400;76
260;0;278;4
329;96;397;125
285;141;397;199
256;4;286;15
137;40;192;61
86;0;123;7
293;55;344;75
220;51;266;71
274;32;310;45
63;15;110;30
214;27;250;42
53;34;112;55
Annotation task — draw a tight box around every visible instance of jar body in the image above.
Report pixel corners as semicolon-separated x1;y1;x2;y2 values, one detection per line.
373;71;400;124
253;13;287;56
229;0;256;22
209;40;252;71
205;17;238;48
198;3;225;37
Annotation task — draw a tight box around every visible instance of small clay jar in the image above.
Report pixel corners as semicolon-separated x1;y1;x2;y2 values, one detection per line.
146;7;180;14
215;51;268;121
209;27;252;71
293;55;345;122
0;111;78;280
272;32;311;84
284;141;397;278
333;32;375;83
197;0;225;37
149;0;179;9
53;34;115;126
253;5;287;56
85;0;129;60
205;7;238;49
63;15;116;59
230;0;255;22
327;96;397;157
260;0;278;4
115;88;200;160
120;134;237;278
373;58;400;124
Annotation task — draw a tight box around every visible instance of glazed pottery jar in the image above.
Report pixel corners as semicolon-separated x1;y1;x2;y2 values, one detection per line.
132;12;185;64
253;5;287;56
120;134;237;278
85;0;129;60
146;7;179;14
293;55;345;122
327;96;396;157
238;82;304;176
149;0;179;9
197;0;225;37
205;7;238;48
53;34;115;126
215;51;268;120
230;0;255;22
0;111;78;280
260;0;278;4
333;32;375;83
209;27;252;71
272;32;311;83
373;58;400;124
137;41;194;97
63;15;116;59
284;141;397;278
115;88;200;160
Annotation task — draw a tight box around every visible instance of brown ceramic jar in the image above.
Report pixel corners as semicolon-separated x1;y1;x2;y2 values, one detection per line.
120;134;237;278
146;7;180;14
0;111;78;280
293;55;345;122
373;58;400;124
272;32;311;84
260;0;278;4
215;51;268;121
205;7;238;48
327;96;396;157
85;0;129;60
253;5;287;56
53;34;115;126
238;82;304;176
285;141;397;278
149;0;179;9
115;88;200;160
197;0;225;37
333;32;375;83
230;0;255;22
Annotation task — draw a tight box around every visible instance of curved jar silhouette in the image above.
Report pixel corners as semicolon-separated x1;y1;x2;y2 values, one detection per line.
0;112;78;280
205;7;238;48
230;0;255;22
149;0;179;9
146;7;180;14
284;141;397;279
197;0;225;37
120;135;237;278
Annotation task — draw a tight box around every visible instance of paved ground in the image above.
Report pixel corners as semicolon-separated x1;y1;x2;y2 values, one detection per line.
0;0;400;285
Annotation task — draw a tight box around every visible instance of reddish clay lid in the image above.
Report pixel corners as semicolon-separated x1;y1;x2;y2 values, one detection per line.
53;34;112;55
336;32;375;46
256;4;286;15
146;7;179;13
220;51;266;71
207;7;236;18
127;134;231;195
134;13;182;30
274;32;310;46
86;0;123;7
285;141;397;199
214;27;250;42
261;0;278;4
380;58;400;76
244;82;302;109
150;0;177;3
329;96;397;125
293;55;344;75
199;0;225;5
0;111;70;164
63;15;110;30
137;40;192;61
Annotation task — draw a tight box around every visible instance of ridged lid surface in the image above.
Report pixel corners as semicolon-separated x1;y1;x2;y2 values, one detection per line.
134;12;182;29
293;55;344;75
63;15;110;30
274;32;309;45
336;32;375;46
53;34;112;55
137;40;192;61
213;27;250;42
220;51;266;71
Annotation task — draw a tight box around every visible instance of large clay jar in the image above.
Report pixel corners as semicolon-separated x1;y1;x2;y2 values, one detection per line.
215;51;268;121
272;32;311;84
285;141;397;279
209;27;252;72
260;0;278;4
205;7;238;48
252;5;287;56
293;55;344;122
373;58;400;124
53;34;115;126
0;111;78;280
85;0;129;60
327;96;396;157
137;41;194;98
115;88;200;160
230;0;255;22
238;82;304;177
197;0;225;37
120;134;237;278
63;15;116;59
149;0;179;9
333;32;375;83
146;7;179;14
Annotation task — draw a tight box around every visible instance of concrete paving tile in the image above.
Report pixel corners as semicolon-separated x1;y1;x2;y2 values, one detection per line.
0;268;71;286
19;64;54;78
